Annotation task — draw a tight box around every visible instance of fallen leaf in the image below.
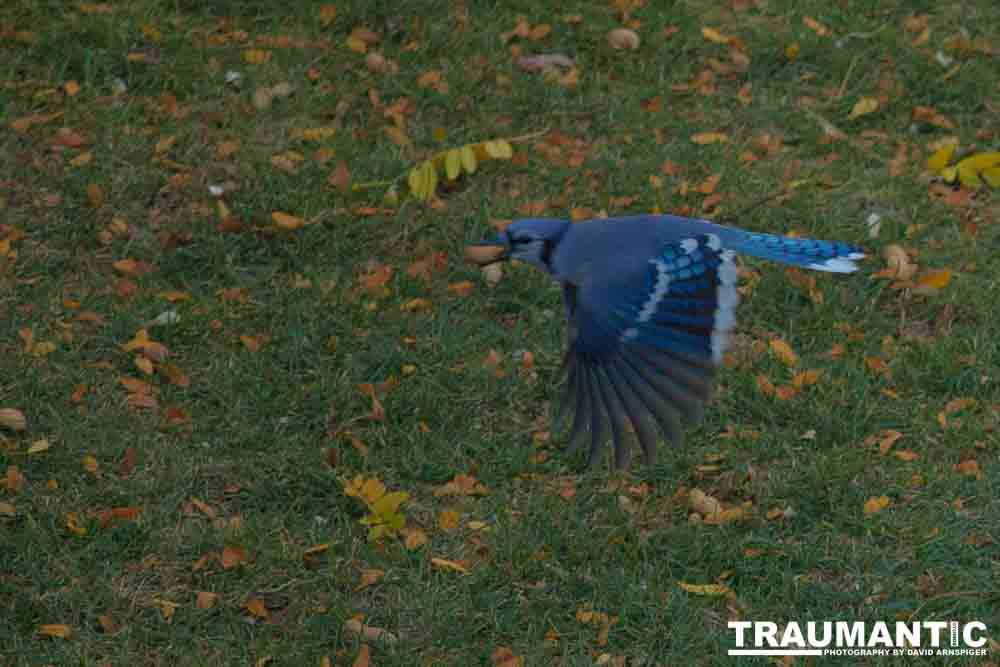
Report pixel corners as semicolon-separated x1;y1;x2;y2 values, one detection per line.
863;495;891;515
430;557;470;574
847;97;879;121
271;211;305;230
691;132;729;145
438;509;460;531
196;591;218;609
38;624;72;639
607;28;640;50
221;544;248;569
769;338;799;367
0;408;27;432
677;582;732;596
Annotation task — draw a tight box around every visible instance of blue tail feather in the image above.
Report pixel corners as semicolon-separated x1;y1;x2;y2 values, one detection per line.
729;231;864;273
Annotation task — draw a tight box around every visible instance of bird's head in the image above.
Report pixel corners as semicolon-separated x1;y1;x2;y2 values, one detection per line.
465;218;570;273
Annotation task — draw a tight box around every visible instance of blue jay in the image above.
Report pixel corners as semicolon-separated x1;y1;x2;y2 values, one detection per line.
466;215;864;469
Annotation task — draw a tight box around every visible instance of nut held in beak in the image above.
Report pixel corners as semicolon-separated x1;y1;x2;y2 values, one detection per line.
464;244;507;265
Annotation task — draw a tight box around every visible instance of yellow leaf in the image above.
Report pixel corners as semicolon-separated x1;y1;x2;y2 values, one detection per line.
135;356;154;375
291;127;336;141
956;151;1000;171
701;27;730;44
863;495;890;515
785;42;800;60
677;582;732;596
372;491;409;517
957;162;982;188
691;132;728;145
38;624;72;639
847;97;879;121
483;139;512;159
430;557;470;574
271;211;305;230
926;143;957;173
27;439;51;454
982;166;1000;188
403;527;428;550
243;49;271;64
64;80;81;97
383;125;411;146
769;338;799;367
445;149;461;180
916;269;952;290
438;509;460;531
460;145;477;174
346;35;367;53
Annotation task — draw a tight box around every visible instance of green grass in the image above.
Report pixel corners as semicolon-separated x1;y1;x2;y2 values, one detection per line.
2;1;999;665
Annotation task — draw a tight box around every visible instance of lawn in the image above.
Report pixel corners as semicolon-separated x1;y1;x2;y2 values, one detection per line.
1;1;998;665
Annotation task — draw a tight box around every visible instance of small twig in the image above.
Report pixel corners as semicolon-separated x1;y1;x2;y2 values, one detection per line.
505;127;551;144
716;189;790;224
836;55;861;100
905;590;1000;621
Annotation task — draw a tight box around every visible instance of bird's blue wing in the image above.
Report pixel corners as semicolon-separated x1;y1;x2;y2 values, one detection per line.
559;233;739;468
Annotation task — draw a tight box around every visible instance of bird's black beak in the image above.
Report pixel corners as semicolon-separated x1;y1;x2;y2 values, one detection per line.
464;232;509;266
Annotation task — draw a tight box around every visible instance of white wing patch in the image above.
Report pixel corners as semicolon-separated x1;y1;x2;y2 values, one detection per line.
710;250;740;364
636;259;671;323
807;253;864;273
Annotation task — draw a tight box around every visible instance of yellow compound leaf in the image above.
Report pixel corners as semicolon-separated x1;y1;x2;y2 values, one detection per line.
926;143;957;173
956;152;1000;171
445;149;461;180
483;139;512;159
460;145;477;174
982;166;1000;188
957;162;982;188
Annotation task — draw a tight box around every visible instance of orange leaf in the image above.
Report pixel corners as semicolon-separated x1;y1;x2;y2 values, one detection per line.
221;544;248;569
271;211;305;230
196;591;218;609
691;132;728;145
791;369;822;387
863;495;890;515
803;16;830;36
38;624;72;639
246;596;269;618
438;509;460;531
769;338;799;367
352;645;371;667
915;269;952;290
